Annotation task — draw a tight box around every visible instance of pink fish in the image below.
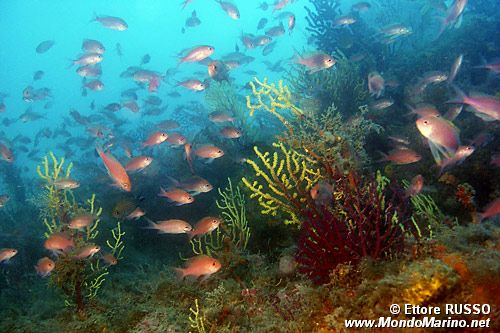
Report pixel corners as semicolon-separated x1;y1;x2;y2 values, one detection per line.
69;214;95;230
145;218;193;234
381;148;421;165
0;248;17;263
126;207;146;220
0;142;14;162
175;255;221;280
158;188;194;206
166;132;187;146
184;143;194;173
437;0;467;38
143;132;168;147
438;145;474;173
220;126;242;139
288;14;296;34
44;233;74;254
194;145;224;161
179;45;215;64
477;198;500;222
406;103;440;118
73;245;100;260
368;72;385;98
216;0;240;19
125;156;153;172
273;0;290;12
96;148;131;192
187;216;222;240
406;175;424;197
295;52;335;73
448;87;500;122
35;257;55;277
177;79;206;91
416;115;460;162
148;76;160;92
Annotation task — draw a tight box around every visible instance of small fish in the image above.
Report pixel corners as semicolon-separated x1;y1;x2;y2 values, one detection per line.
177;79;206;91
209;111;235;123
143;132;168;147
158;119;180;130
288;14;296;34
368;72;385;98
416;116;460;163
92;14;128;31
369;98;394;110
273;0;290;12
170;176;213;195
437;0;467;37
257;18;268;30
216;0;240;19
82;39;105;54
76;65;102;78
140;54;151;65
294;52;336;73
125;156;153;172
158;188;194;206
208;61;230;82
145;219;193;234
220;126;242;139
101;253;118;265
474;58;500;73
194;145;224;161
184;143;194;173
438;145;474;173
334;16;356;27
166;132;187;146
185;10;201;29
83;79;104;91
96;147;132;192
35;257;55;277
0;248;18;264
257;2;268;11
69;214;95;230
0;143;14;162
0;195;10;207
179;45;215;64
73;245;101;260
174;255;221;280
36;40;55;54
407;103;440;118
122;101;140;113
71;53;103;66
406;175;424;197
448;54;463;83
148;76;161;92
447;87;500;122
381;148;422;165
44;233;74;254
352;2;371;12
477;198;500;222
265;23;285;37
125;207;146;220
33;70;44;81
310;182;334;205
188;216;222;240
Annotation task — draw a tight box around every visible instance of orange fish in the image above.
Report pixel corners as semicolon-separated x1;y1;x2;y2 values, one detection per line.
478;198;500;222
143;131;168;147
44;233;74;254
220;126;242;139
381;148;421;165
166;132;187;146
125;156;153;172
406;175;424;197
35;257;55;277
158;188;194;206
73;245;100;260
0;248;17;263
101;253;118;265
69;214;95;230
96;148;131;192
194;145;224;161
175;255;221;280
184;143;194;173
126;207;146;220
0;142;14;162
145;218;193;234
148;76;160;92
188;216;222;240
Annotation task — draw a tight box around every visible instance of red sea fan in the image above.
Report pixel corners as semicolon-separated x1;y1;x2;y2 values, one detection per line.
296;172;414;285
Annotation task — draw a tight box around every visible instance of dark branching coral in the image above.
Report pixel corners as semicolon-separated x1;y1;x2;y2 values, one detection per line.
296;171;415;285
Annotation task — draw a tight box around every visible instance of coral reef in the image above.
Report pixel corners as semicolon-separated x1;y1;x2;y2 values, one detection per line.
246;78;304;135
36;152;124;314
296;170;415;285
242;141;321;225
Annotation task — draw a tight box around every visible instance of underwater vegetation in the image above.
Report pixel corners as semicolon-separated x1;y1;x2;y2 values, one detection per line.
36;152;124;315
0;0;499;332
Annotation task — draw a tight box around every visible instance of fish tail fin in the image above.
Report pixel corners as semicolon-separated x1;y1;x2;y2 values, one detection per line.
376;151;388;163
446;85;467;104
167;176;180;187
142;217;157;230
473;212;484;224
174;268;185;280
